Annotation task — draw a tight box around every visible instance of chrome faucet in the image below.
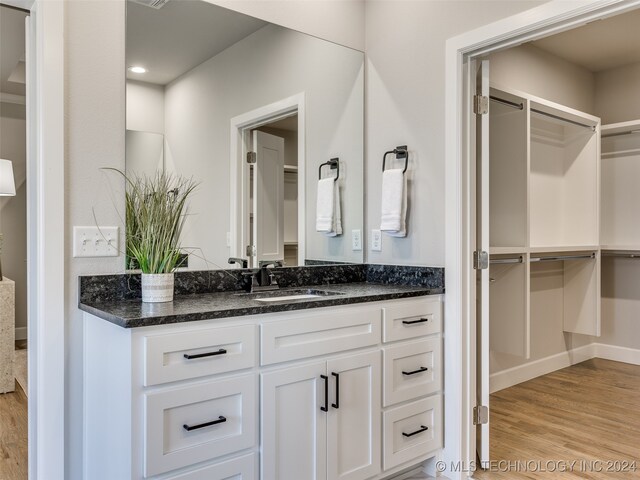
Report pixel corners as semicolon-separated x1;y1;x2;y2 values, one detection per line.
228;257;248;268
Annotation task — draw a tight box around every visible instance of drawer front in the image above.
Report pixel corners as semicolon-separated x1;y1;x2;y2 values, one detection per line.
261;306;381;365
164;453;258;480
144;324;257;386
382;298;442;343
382;396;442;471
383;337;442;406
145;375;257;477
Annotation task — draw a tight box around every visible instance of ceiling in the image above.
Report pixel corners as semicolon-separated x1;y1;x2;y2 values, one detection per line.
532;7;640;72
126;0;267;85
0;5;28;97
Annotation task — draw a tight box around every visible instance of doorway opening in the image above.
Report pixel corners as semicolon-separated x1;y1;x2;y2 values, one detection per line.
0;3;29;479
471;5;640;479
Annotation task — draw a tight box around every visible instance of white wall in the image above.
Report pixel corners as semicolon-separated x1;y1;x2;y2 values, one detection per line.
0;103;27;336
126;79;165;133
207;0;365;51
164;24;364;268
595;61;640;124
65;1;126;478
490;44;596;114
365;0;547;267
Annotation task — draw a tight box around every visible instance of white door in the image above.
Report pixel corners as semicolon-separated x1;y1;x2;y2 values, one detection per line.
252;130;285;266
327;351;381;480
475;59;491;468
261;362;327;480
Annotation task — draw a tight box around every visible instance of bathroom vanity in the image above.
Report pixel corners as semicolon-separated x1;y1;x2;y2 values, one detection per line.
80;269;443;480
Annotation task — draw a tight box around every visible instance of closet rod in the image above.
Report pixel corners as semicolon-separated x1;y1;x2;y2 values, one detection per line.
490;96;523;110
490;256;523;265
601;130;640;138
531;108;595;131
602;252;640;258
530;253;595;263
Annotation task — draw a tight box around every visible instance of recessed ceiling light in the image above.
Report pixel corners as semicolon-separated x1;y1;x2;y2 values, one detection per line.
128;66;147;74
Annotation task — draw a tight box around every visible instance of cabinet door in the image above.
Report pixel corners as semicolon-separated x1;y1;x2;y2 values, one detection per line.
327;351;381;480
261;361;327;480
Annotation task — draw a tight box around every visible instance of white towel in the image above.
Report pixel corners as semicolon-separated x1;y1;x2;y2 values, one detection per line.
316;178;342;236
380;168;407;237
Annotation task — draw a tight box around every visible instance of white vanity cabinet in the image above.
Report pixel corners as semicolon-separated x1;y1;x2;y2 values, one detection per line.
83;295;443;480
262;350;381;480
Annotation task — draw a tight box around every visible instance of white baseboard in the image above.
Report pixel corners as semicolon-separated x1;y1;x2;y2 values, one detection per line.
15;326;27;341
594;343;640;366
490;344;596;393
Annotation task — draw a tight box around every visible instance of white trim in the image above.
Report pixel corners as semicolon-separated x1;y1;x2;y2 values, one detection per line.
445;1;640;478
229;93;306;267
15;326;27;341
489;345;596;394
594;343;640;365
27;1;66;478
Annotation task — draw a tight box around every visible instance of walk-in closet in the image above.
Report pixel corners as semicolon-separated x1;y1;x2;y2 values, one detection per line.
475;7;640;478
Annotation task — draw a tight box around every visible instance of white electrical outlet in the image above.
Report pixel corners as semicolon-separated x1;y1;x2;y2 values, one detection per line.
73;226;119;258
226;232;231;248
352;229;362;251
372;229;382;252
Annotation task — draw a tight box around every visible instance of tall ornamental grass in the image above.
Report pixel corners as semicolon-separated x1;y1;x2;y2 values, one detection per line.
123;171;198;274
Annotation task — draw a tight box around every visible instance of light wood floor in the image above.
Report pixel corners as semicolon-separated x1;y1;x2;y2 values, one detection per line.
0;341;28;480
473;359;640;479
0;380;27;480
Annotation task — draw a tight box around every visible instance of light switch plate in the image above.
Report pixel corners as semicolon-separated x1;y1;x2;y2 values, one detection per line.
73;226;119;258
372;229;382;252
352;229;362;251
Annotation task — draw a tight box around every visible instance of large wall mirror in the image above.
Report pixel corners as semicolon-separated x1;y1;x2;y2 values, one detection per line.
126;0;364;270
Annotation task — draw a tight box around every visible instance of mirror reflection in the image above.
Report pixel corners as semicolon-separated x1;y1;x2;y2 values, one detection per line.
126;0;364;269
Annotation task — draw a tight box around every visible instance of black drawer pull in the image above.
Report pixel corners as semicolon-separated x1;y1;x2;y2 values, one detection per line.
402;425;429;438
331;372;340;409
402;366;429;376
183;348;227;360
321;375;329;412
183;416;226;432
402;317;429;325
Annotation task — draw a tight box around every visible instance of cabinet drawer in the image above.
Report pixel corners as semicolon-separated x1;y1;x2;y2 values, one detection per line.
383;396;442;471
144;324;257;386
383;337;442;406
163;453;258;480
261;306;381;365
382;298;442;343
144;375;257;477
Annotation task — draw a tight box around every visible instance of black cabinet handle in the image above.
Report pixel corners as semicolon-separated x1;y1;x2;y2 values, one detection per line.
402;366;429;376
183;348;227;360
402;317;429;325
402;425;429;438
331;372;340;409
321;375;328;412
183;416;226;432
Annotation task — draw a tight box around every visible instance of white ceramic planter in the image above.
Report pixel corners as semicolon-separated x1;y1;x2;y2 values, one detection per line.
141;273;175;303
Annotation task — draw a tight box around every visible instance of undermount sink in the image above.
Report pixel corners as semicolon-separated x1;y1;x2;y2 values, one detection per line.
238;288;344;303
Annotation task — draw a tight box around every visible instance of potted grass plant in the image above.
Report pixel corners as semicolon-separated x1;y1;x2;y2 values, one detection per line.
124;171;197;303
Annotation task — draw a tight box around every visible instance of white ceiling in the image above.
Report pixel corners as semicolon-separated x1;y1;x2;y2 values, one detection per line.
0;5;28;97
126;0;267;85
532;7;640;72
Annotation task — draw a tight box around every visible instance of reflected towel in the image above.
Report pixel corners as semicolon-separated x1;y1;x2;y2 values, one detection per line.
316;178;342;236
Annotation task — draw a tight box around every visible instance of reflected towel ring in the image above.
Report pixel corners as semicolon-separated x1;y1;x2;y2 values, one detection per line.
382;145;408;174
319;157;339;182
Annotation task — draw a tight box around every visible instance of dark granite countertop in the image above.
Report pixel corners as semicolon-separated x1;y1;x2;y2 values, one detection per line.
80;282;442;328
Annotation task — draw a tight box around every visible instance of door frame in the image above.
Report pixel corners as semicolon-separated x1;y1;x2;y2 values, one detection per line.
444;1;640;478
26;0;66;478
229;93;306;267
